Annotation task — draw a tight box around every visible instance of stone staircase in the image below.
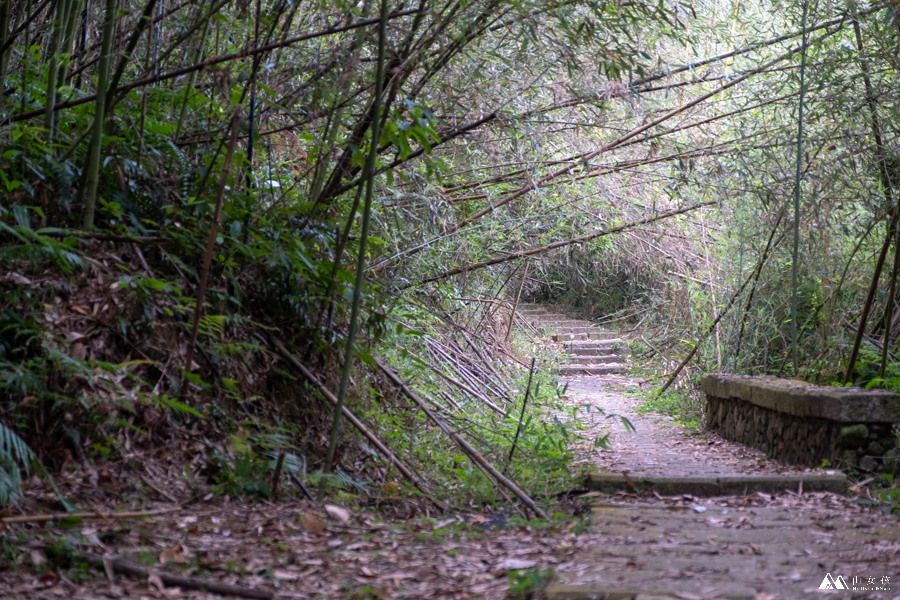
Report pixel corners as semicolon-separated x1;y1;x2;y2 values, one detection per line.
518;304;628;376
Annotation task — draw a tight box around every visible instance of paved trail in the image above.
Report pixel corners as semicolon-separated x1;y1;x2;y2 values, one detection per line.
520;305;900;600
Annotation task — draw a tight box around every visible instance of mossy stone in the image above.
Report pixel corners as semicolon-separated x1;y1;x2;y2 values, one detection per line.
884;449;899;476
841;449;858;467
859;456;879;473
867;441;885;456
840;424;869;448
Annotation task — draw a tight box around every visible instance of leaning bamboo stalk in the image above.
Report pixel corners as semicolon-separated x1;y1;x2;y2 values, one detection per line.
377;359;549;520
442;43;804;237
458;338;511;394
3;9;421;126
517;11;862;120
271;338;444;512
414;201;717;287
660;221;787;397
105;0;160;109
181;112;241;387
428;344;496;400
426;339;508;402
844;17;899;384
506;260;529;342
448;339;510;396
405;346;504;414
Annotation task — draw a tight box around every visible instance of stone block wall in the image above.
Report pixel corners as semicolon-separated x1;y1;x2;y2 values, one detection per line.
702;374;900;474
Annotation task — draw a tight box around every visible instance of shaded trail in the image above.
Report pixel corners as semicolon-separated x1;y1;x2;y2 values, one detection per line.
522;304;900;599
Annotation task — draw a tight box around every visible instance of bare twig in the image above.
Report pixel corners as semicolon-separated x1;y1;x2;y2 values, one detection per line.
80;553;273;599
1;507;180;525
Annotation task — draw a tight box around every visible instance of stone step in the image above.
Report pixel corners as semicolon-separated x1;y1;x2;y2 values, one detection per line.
553;326;608;334
562;338;626;348
585;472;848;496
566;354;620;365
536;321;593;333
554;364;625;376
552;331;618;342
569;346;627;356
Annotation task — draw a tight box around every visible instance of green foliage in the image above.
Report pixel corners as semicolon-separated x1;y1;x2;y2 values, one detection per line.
208;450;272;499
508;566;556;599
637;386;702;432
0;421;33;507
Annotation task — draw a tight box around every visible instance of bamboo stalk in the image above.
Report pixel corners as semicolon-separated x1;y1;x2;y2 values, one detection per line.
324;0;390;474
880;228;900;377
406;344;505;414
414;201;716;287
660;219;787;397
790;1;809;376
505;260;529;342
79;0;118;229
844;17;899;384
505;357;535;472
42;0;67;139
0;506;180;525
181;112;241;389
270;338;444;512
377;359;549;520
3;9;421;126
80;553;272;599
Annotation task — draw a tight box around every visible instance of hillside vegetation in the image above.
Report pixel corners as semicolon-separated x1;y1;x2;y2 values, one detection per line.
1;0;899;513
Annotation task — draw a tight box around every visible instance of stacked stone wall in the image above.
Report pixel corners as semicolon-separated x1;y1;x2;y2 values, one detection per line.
702;374;900;474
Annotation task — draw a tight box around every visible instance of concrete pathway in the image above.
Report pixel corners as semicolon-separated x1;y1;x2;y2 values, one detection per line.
520;305;900;599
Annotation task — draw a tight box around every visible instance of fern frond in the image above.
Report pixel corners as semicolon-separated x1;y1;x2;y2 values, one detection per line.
0;421;35;508
0;421;33;477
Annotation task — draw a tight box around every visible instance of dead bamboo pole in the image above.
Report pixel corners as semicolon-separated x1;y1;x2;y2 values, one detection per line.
658;221;787;397
844;17;899;384
506;260;530;341
377;359;549;520
271;338;444;512
81;552;273;599
426;339;508;402
402;346;505;414
0;507;180;525
413;201;717;288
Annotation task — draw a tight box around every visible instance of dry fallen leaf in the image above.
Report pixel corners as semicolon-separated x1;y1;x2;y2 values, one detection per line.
147;572;165;591
500;558;537;570
30;549;47;567
159;545;187;564
383;481;400;496
325;504;351;524
301;515;326;534
433;518;456;529
273;569;301;581
360;566;378;578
